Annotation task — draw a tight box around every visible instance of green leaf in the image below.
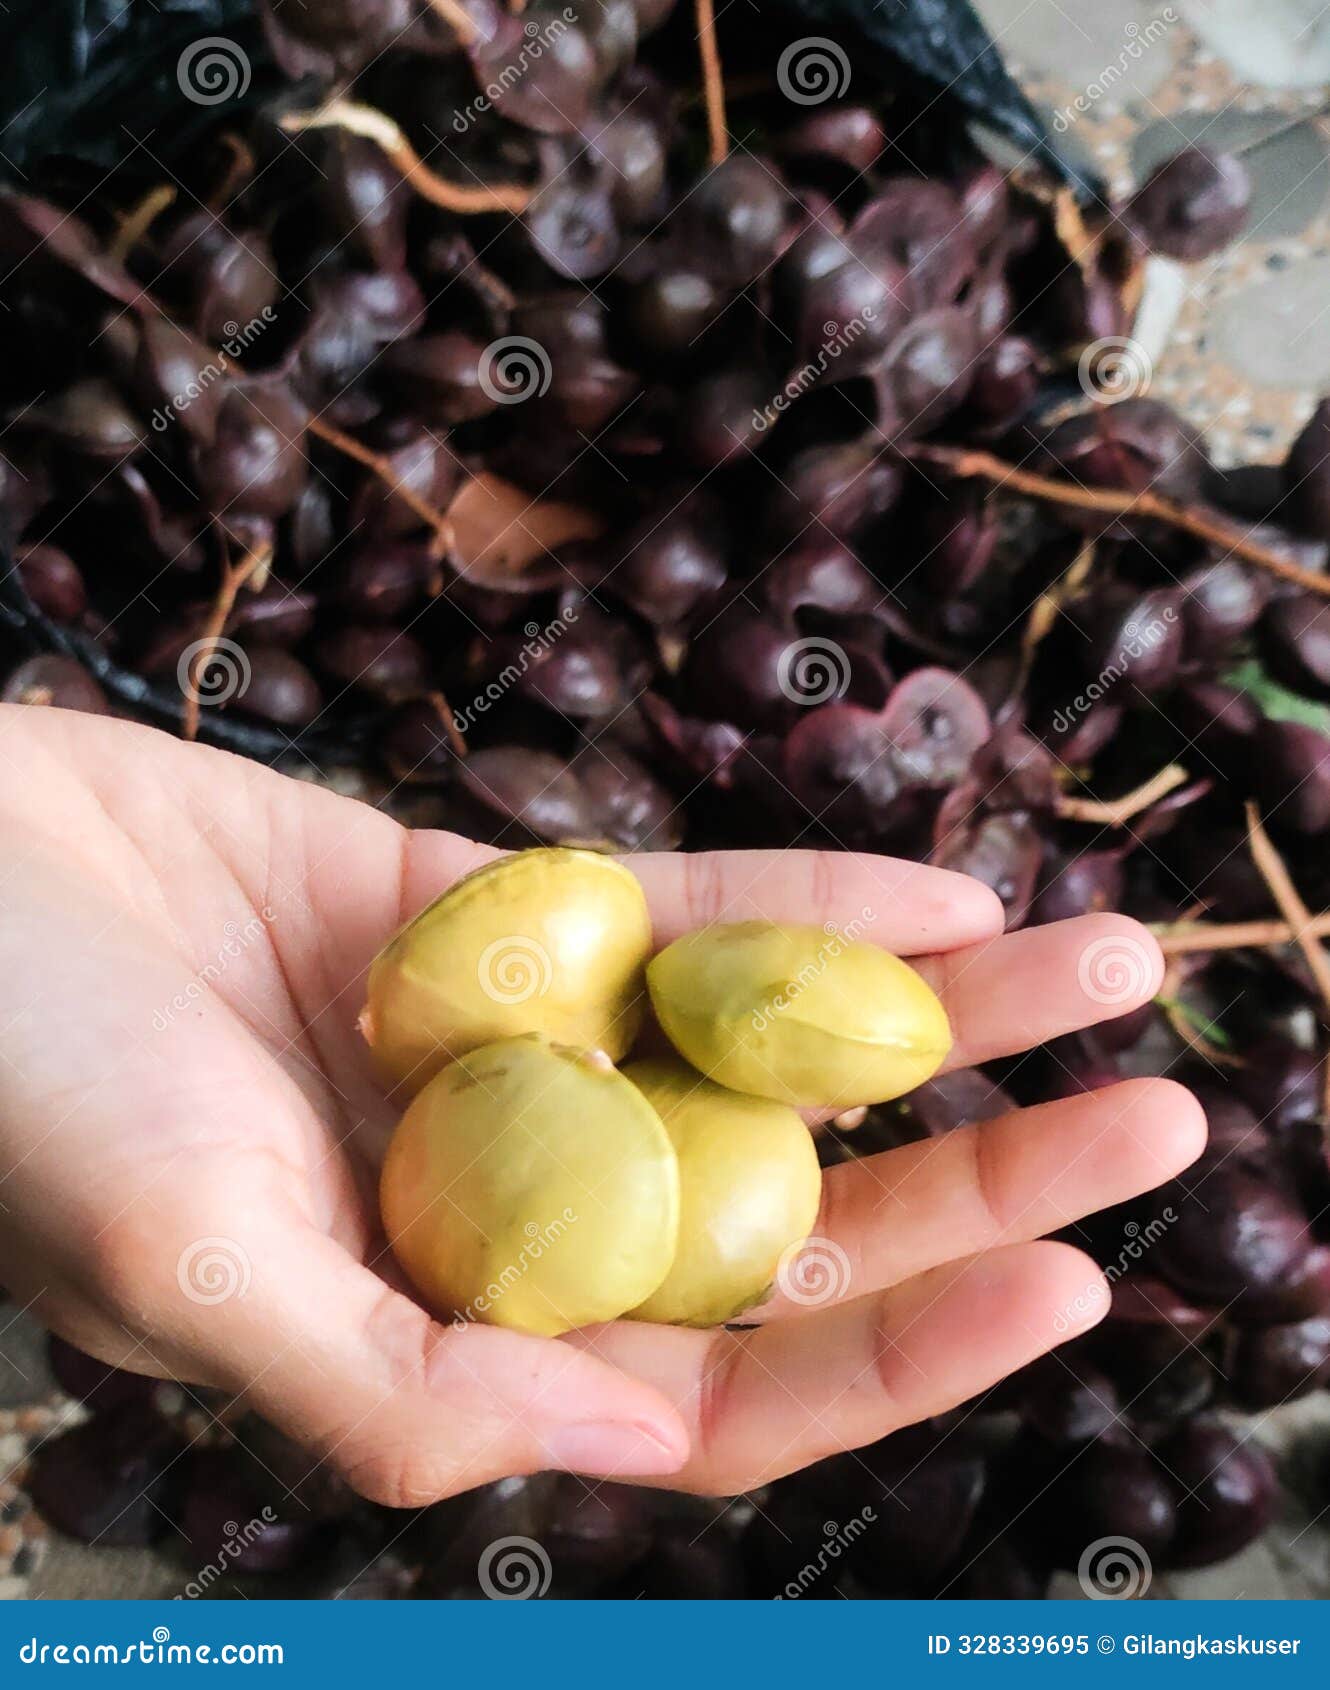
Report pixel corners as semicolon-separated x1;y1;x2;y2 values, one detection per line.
1223;659;1330;736
1155;994;1234;1050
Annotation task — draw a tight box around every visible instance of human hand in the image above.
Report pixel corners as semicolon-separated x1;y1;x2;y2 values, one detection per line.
0;705;1204;1504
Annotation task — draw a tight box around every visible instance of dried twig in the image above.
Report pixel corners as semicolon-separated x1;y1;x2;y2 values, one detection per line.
306;415;456;556
209;134;257;210
1153;912;1330;955
183;538;272;742
1244;801;1330;1116
906;443;1330;598
1017;538;1096;689
108;185;177;263
1057;762;1188;827
695;0;728;166
423;0;479;44
426;689;468;759
281;100;531;215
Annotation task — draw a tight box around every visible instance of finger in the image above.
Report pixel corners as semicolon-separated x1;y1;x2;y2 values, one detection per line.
917;913;1165;1069
764;1079;1205;1316
628;848;1005;952
167;1223;690;1506
573;1241;1107;1495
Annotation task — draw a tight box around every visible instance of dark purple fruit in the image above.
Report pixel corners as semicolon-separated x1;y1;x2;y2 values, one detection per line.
1127;148;1250;261
17;543;86;621
315;625;429;700
27;1402;182;1547
239;648;323;727
1158;1419;1275;1569
2;656;108;713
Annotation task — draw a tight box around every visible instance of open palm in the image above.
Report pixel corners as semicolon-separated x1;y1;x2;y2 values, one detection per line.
0;704;1204;1504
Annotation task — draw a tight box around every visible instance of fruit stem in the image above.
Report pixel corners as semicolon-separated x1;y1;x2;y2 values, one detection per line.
423;0;479;45
108;184;177;263
1056;762;1188;827
1244;801;1330;1118
305;415;456;557
695;0;729;166
905;443;1330;598
280;100;532;215
182;536;272;742
1153;912;1330;954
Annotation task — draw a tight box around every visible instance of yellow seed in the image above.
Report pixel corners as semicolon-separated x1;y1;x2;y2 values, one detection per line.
362;847;651;1094
647;920;951;1108
625;1059;821;1328
380;1036;679;1337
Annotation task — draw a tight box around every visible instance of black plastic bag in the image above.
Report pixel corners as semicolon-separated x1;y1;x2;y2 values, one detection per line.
1;0;1088;192
0;0;271;176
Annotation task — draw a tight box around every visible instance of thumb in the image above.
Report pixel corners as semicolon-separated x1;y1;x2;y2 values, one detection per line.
198;1227;690;1507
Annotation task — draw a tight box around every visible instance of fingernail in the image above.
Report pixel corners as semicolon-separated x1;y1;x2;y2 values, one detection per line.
542;1420;687;1478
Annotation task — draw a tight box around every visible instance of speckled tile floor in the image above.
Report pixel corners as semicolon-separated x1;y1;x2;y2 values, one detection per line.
976;0;1330;464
